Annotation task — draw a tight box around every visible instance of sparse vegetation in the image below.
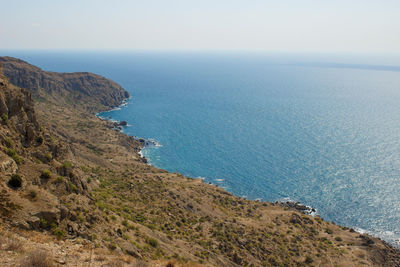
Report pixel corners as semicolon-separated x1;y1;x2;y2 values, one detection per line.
6;148;22;165
1;113;9;124
147;238;158;248
28;189;38;199
21;250;54;267
68;181;77;192
5;238;24;252
40;170;52;179
54;176;65;183
5;137;13;147
53;229;65;240
62;161;72;169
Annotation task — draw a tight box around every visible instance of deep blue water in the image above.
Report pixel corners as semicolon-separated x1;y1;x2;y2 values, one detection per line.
2;51;400;246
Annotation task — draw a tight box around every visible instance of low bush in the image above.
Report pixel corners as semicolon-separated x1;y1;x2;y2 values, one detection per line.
68;181;77;192
147;238;158;248
305;255;313;264
40;170;52;180
1;113;9;124
6;148;16;157
28;189;38;199
5;137;13;148
53;229;65;240
8;174;22;188
62;161;72;169
21;249;54;267
6;149;22;164
54;176;65;184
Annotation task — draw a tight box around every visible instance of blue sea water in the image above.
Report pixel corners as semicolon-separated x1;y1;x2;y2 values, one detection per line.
2;51;400;246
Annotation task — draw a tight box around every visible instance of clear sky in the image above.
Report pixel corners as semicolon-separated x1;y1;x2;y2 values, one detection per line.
1;0;399;53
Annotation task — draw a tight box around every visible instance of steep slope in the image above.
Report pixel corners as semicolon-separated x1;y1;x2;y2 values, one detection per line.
0;56;129;112
0;58;399;267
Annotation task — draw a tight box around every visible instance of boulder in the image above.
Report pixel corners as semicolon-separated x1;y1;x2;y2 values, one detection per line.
26;216;41;230
34;209;60;225
0;152;18;175
120;242;142;258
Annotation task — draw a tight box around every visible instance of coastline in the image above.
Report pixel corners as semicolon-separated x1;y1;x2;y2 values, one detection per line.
94;95;400;249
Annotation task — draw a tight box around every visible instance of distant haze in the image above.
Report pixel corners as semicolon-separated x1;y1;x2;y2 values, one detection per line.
1;0;400;53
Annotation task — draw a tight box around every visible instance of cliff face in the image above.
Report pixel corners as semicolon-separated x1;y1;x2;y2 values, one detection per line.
0;57;129;112
0;67;40;147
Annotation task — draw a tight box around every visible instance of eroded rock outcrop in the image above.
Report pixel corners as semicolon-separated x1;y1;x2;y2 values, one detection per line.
0;57;129;112
0;70;40;147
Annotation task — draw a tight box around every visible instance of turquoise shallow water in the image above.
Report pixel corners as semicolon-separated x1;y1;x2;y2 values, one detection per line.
2;51;400;246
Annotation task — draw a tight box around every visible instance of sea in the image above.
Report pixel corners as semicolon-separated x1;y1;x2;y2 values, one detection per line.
2;50;400;246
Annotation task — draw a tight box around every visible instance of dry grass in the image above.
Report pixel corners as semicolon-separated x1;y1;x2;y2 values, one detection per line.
132;261;149;267
95;255;107;262
20;249;54;267
101;260;125;267
5;238;24;252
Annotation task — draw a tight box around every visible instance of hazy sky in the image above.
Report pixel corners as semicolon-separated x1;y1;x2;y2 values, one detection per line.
1;0;399;53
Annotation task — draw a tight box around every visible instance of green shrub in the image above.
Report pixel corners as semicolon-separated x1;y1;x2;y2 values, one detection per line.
68;181;77;192
12;154;22;165
305;255;313;264
62;161;72;169
8;174;22;188
40;218;47;229
6;148;16;157
54;176;65;184
325;228;333;234
335;236;343;242
44;153;52;162
40;170;52;179
6;149;22;165
53;229;65;240
147;238;158;248
108;242;117;250
77;214;85;222
1;113;9;124
5;137;13;148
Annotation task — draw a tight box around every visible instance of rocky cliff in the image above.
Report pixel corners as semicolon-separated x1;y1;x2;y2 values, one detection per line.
0;57;129;112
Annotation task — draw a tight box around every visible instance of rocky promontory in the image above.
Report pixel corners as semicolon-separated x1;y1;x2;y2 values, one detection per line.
0;57;129;112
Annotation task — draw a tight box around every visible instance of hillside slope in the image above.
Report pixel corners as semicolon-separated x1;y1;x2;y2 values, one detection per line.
0;56;129;112
0;58;399;267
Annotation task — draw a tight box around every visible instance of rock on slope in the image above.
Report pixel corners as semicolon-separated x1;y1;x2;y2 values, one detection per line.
0;56;129;112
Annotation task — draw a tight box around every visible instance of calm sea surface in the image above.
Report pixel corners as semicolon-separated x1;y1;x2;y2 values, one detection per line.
2;51;400;246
